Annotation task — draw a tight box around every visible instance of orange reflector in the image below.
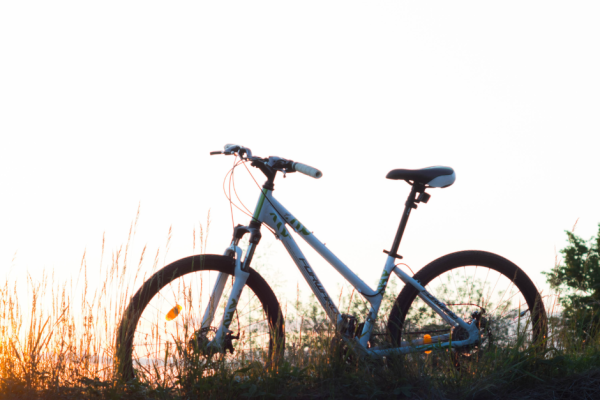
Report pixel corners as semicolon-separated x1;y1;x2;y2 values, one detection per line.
424;334;432;354
165;305;182;321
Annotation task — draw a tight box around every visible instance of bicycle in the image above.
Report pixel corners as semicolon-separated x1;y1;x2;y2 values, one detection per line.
116;144;547;382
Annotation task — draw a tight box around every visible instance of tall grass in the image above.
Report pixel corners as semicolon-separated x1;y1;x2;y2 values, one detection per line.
2;221;600;399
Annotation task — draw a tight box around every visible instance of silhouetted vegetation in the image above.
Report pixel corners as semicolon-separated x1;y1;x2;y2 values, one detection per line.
2;222;600;399
544;223;600;341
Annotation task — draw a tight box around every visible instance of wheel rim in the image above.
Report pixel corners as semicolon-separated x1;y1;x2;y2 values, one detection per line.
129;269;275;384
393;264;546;359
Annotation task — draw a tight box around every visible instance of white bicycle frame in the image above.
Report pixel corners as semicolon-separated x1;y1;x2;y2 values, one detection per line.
203;187;480;357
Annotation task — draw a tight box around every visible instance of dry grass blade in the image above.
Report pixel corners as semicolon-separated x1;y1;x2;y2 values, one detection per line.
1;217;600;399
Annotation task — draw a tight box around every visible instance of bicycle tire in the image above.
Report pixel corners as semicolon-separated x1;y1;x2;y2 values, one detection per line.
116;254;284;382
387;250;547;356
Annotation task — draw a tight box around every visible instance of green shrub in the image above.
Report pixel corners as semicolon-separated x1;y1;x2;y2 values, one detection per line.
544;223;600;340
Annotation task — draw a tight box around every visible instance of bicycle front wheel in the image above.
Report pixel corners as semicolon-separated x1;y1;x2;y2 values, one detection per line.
116;254;284;383
388;251;547;360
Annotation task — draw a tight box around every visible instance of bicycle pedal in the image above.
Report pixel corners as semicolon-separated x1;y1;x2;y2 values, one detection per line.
340;314;357;338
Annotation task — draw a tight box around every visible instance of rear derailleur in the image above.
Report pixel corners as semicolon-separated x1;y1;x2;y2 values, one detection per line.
451;309;493;366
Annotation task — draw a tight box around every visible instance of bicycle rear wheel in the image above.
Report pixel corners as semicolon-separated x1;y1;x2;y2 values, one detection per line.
388;251;547;362
116;254;284;383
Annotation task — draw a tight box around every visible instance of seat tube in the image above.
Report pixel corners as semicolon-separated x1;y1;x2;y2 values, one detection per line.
388;184;420;256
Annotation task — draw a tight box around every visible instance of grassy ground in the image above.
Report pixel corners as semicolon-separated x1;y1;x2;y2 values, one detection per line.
2;228;600;399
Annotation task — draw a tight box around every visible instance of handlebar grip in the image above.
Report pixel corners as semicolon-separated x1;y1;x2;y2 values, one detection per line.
292;162;323;179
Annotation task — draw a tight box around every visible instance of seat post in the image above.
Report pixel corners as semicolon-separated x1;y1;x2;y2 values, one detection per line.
385;183;426;259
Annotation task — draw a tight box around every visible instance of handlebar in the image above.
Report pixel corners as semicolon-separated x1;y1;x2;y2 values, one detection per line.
210;144;322;180
292;162;322;179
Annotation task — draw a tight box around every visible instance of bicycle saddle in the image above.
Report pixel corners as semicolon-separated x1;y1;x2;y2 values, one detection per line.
386;166;455;188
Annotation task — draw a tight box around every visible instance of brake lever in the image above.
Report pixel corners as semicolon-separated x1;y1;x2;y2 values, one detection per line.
210;144;248;157
267;157;296;175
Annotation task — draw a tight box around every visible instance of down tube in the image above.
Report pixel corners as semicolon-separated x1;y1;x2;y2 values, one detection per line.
263;210;341;326
264;197;394;345
266;197;376;297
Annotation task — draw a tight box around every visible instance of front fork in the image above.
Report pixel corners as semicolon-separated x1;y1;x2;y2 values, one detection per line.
200;224;261;353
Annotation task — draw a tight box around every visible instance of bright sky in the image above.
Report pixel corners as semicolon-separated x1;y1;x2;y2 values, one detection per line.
1;2;599;303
